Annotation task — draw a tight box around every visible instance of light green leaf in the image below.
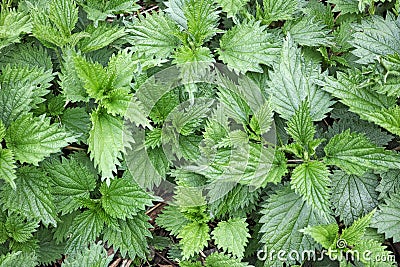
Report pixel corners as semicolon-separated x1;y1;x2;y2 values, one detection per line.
261;0;298;25
0;166;57;226
62;241;113;267
216;0;249;18
127;12;181;61
5;114;75;165
212;218;250;258
0;7;32;50
340;209;375;246
267;36;334;121
259;185;331;266
178;222;210;260
78;22;125;52
103;214;152;259
324;130;400;175
88;108;131;179
291;161;331;217
363;106;400;136
156;205;189;236
328;0;359;14
0;252;37;267
100;178;153;219
42;156;97;214
286;101;316;146
356;239;396;267
377;169;400;199
284;16;333;47
5;214;39;243
371;191;400;243
0;149;17;189
49;0;78;37
218;20;280;73
302;223;339;249
331;170;378;226
351;14;400;64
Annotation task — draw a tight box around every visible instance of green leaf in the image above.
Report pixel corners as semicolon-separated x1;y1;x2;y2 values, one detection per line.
5;114;75;165
42;156;97;214
78;22;125;53
0;7;32;50
88;108;130;179
371;191;400;242
127;12;181;61
156;205;189;236
291;161;331;217
302;223;339;249
62;241;113;267
0;149;17;189
205;252;252;267
377;169;400;199
267;36;333;121
324;130;400;175
60;107;91;143
103;214;152;259
217;20;280;73
216;0;249;18
178;222;210;260
286;101;316;146
49;0;78;37
355;239;396;267
100;178;152;219
328;0;360;14
35;227;65;265
363;106;400;136
0;65;53;126
260;0;298;25
184;0;219;45
340;209;375;246
65;209;105;253
331;171;378;226
284;16;333;47
78;0;139;25
0;252;37;267
259;185;331;266
4;214;39;243
0;43;52;70
0;166;57;226
212;218;250;258
351;14;400;64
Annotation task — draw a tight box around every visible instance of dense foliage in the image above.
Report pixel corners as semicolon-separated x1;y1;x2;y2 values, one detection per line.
0;0;400;266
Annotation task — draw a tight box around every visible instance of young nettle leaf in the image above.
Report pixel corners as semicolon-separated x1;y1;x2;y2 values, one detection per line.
340;209;375;246
286;101;316;147
88;107;130;179
291;161;331;218
156;205;189;236
100;178;153;220
301;223;339;249
211;217;250;258
216;0;249;18
0;166;57;227
178;221;210;260
4;214;39;243
103;214;152;259
218;20;280;73
0;4;32;50
324;129;400;175
0;251;38;267
259;0;298;25
267;36;334;121
127;12;181;62
372;191;400;242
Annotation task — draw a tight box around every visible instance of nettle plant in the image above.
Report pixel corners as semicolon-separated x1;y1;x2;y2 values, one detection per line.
0;0;400;266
